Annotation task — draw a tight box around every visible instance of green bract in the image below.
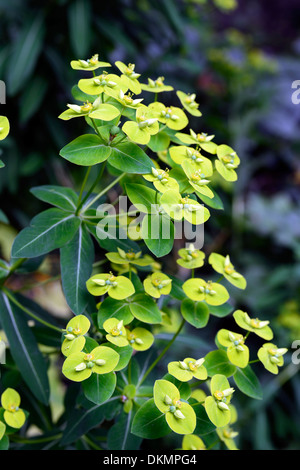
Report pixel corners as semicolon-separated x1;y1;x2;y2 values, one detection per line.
204;374;234;427
61;314;91;357
257;343;288;374
168;357;207;382
182;278;229;305
0;421;6;440
0;116;10;141
217;329;249;368
141;76;174;93
215;144;240;181
78;72;127;96
175;129;218;154
122;105;159;145
181;434;206;450
233;310;273;340
1;389;26;429
105;248;152;267
62;345;119;382
70;54;111;71
103;318;129;347
59;98;120;121
126;327;154;351
115;61;142;94
143;272;172;298
143;167;179;193
181;160;214;199
153;380;196;435
86;272;135;300
148;102;188;131
177;244;205;270
169;146;213;176
161;190;210;225
176;91;202;117
216;427;239;450
209;253;246;289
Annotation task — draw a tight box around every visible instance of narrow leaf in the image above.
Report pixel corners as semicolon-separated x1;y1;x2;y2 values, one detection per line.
11;209;80;258
60;224;94;314
0;292;50;405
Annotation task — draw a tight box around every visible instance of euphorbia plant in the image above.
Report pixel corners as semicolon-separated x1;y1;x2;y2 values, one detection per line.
0;54;288;451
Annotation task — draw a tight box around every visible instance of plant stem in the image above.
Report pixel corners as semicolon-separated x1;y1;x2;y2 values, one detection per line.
139;318;186;386
77;161;107;213
83;172;126;212
3;288;62;333
10;433;62;445
83;435;103;451
75;166;92;215
90;117;103;140
0;257;27;287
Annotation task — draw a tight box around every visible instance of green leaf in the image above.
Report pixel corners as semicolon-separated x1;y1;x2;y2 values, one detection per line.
193;402;216;436
196;187;224;210
11;209;80;258
98;297;134;329
129;293;162;324
181;299;210;328
148;131;170;152
82;372;116;405
233;366;263;400
0;434;9;450
103;342;133;372
6;14;45;95
91;219;140;253
30;185;78;212
142;213;174;258
0;292;50;405
60;134;111;166
68;0;91;58
208;302;234;318
125;183;158;213
163;373;191;400
108;142;154;174
204;350;236;377
131;399;171;439
60;224;94;315
19;76;47;124
61;396;121;446
108;410;142;450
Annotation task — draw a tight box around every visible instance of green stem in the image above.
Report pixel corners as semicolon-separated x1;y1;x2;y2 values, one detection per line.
206;439;220;450
10;433;62;445
90;117;103;140
3;288;62;333
82;172;126;212
82;210;138;221
139;318;186;386
0;257;27;287
128;358;132;384
75;166;92;215
77;161;107;213
83;435;103;451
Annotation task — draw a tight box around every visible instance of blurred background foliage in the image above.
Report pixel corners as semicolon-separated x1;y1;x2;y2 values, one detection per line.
0;0;300;450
